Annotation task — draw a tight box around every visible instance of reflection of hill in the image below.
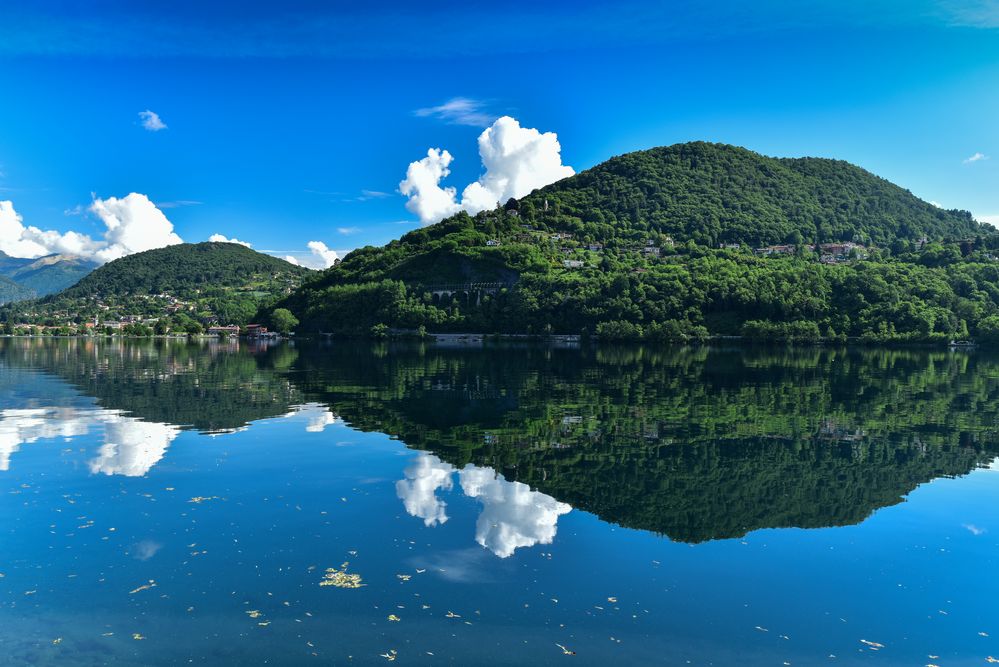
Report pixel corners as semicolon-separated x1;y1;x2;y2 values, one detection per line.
291;343;999;542
0;338;303;433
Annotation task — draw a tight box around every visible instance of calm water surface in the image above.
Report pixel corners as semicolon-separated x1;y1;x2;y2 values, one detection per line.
1;338;997;665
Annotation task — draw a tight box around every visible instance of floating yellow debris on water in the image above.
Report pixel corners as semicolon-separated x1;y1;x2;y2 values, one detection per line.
988;658;999;664
446;611;461;618
556;643;576;656
257;621;271;627
860;639;885;650
132;633;145;641
246;610;263;619
380;650;397;661
607;597;617;603
129;580;157;595
319;563;364;589
396;574;411;582
188;496;220;504
101;632;114;637
387;614;401;622
52;638;63;645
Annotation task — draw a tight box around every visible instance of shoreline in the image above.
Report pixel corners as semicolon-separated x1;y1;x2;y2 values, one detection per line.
0;332;977;349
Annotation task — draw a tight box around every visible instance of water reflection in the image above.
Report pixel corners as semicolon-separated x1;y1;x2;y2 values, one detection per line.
3;337;999;548
89;417;179;477
396;452;571;556
458;464;571;558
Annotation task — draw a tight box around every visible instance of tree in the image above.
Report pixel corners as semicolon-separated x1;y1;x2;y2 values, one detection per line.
270;308;299;334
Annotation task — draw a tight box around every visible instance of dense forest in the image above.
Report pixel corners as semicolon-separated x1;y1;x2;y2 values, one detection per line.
268;143;999;343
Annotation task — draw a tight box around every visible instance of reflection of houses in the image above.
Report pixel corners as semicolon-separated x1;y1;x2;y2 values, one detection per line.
208;325;241;337
818;419;866;442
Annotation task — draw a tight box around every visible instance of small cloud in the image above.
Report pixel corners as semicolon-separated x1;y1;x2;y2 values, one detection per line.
963;523;986;536
63;204;86;216
307;240;339;268
414;97;496;127
130;540;163;561
359;189;391;200
208;233;252;248
964;152;989;163
138;110;167;132
156;200;202;209
336;226;360;235
264;243;348;269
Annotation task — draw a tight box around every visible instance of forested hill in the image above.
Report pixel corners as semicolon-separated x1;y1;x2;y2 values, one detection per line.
534;142;984;247
271;142;999;343
1;242;313;331
59;242;310;298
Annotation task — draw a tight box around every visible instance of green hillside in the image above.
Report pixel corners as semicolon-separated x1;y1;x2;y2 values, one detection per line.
60;242;310;297
272;143;999;343
1;242;313;330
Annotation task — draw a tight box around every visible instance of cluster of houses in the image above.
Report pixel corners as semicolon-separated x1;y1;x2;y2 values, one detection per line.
754;242;869;263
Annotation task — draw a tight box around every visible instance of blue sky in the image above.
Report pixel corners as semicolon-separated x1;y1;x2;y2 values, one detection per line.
0;0;997;266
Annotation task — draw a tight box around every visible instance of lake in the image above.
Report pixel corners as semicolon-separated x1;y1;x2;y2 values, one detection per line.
1;338;997;665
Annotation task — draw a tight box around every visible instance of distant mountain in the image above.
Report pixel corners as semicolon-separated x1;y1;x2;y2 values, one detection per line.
3;254;98;297
0;250;98;301
271;142;999;343
2;242;313;329
0;274;35;304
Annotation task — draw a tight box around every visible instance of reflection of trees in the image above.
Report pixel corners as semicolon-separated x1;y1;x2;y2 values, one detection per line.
0;337;303;433
292;343;999;542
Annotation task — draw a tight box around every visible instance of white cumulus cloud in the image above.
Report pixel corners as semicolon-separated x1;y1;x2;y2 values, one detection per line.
208;233;252;247
0;194;183;263
458;465;571;558
964;152;989;163
396;453;455;527
89;193;184;263
89;417;178;477
399;148;462;224
399;116;574;225
139;109;167;131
